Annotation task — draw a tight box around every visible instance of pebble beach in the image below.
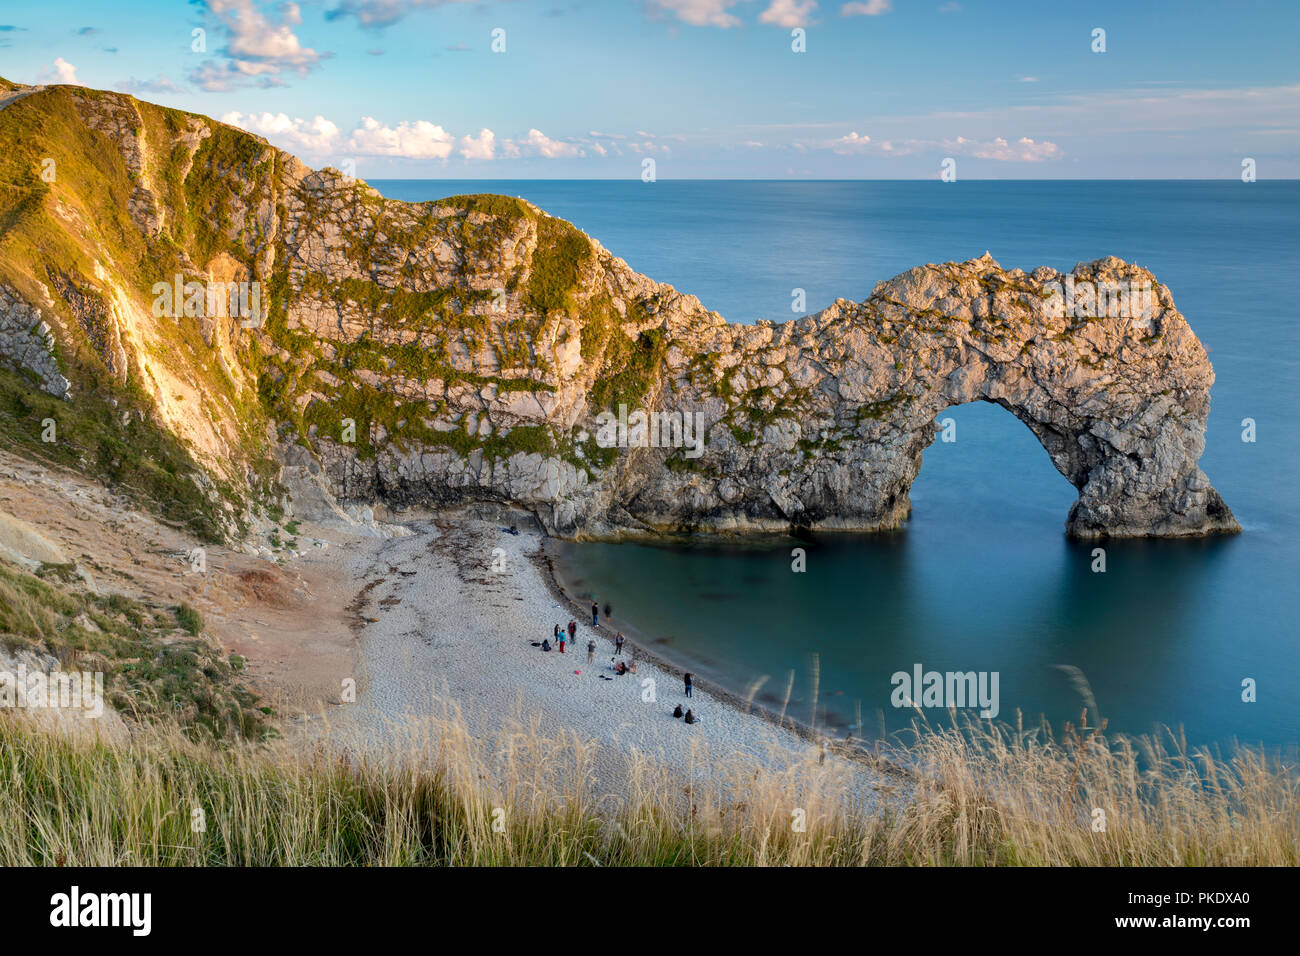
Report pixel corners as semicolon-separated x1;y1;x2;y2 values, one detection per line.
316;514;896;809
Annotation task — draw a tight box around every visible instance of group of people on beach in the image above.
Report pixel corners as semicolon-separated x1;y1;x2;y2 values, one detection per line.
534;596;700;725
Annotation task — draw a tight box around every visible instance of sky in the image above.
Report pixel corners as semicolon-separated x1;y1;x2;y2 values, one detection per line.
1;0;1298;179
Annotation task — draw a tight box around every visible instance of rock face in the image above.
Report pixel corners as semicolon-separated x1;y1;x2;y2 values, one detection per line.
653;255;1240;539
0;284;70;398
306;246;1238;539
0;81;1238;541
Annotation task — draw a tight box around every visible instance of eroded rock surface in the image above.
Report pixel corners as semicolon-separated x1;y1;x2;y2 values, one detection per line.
0;83;1238;540
305;245;1238;539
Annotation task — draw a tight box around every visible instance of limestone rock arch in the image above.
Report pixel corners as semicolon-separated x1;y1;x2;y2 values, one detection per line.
602;254;1239;539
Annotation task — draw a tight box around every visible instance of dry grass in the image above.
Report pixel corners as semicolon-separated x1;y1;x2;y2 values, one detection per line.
1;703;1295;866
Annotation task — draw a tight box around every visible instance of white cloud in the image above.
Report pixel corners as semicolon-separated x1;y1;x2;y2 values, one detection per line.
893;83;1300;138
325;0;478;28
458;128;496;160
191;59;292;91
1017;75;1039;83
348;116;455;159
117;76;181;95
218;0;318;67
38;57;79;85
646;0;745;28
827;131;871;152
628;140;670;155
812;130;1061;161
520;128;583;158
219;110;595;164
192;0;323;90
221;111;342;154
841;0;891;16
760;0;818;28
958;136;1061;161
191;62;236;92
737;83;1298;173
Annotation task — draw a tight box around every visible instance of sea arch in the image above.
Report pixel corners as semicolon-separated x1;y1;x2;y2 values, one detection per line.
602;254;1239;539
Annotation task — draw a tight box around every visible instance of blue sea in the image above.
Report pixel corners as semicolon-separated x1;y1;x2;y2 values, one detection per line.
375;179;1300;750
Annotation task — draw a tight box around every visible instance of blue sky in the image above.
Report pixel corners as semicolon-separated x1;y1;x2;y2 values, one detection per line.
2;0;1298;178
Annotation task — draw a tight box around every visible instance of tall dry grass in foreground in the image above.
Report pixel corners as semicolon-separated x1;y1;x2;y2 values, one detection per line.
1;706;1296;866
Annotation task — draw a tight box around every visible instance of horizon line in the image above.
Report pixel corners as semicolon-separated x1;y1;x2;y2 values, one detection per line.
363;177;1300;183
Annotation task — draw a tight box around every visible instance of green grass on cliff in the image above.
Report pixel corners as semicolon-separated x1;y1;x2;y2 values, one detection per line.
0;85;278;539
589;325;666;412
175;118;278;265
0;365;231;540
1;79;676;511
524;214;591;315
260;186;664;473
0;556;267;741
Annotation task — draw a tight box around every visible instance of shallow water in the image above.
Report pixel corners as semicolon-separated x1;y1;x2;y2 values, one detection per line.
375;179;1300;748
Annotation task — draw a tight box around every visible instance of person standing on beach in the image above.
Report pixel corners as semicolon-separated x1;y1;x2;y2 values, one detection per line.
586;639;596;665
558;632;566;654
592;601;599;627
567;620;577;644
614;633;625;657
553;624;561;642
684;672;693;698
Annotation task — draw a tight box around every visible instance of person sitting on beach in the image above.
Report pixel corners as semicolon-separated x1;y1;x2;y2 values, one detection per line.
628;659;638;675
541;639;551;652
684;709;697;724
613;659;627;676
673;704;683;719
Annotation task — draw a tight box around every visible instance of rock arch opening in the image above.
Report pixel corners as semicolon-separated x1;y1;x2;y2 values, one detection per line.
909;400;1076;533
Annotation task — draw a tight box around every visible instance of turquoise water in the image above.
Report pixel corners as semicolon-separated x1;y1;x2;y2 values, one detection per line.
375;180;1300;748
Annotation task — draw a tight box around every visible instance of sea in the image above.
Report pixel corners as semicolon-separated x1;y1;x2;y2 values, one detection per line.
372;179;1300;750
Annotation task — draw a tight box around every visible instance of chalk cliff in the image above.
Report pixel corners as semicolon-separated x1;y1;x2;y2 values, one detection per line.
0;79;1238;541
